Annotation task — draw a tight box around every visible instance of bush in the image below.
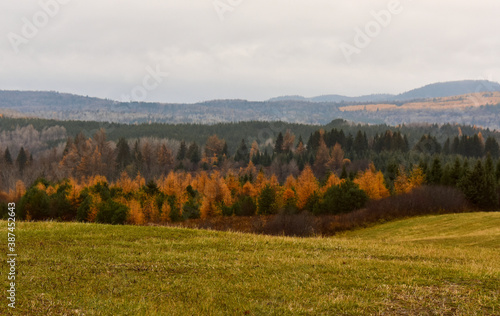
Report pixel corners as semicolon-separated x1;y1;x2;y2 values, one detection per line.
319;180;368;215
234;195;257;216
183;198;201;220
262;211;317;237
18;187;50;220
76;193;93;222
96;200;128;225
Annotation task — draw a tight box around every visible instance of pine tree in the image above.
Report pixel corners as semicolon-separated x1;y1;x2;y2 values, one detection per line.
187;142;200;164
449;157;462;187
429;156;443;185
459;160;499;210
257;184;277;215
353;130;367;156
340;165;348;179
234;139;249;163
484;137;500;159
177;141;187;161
16;147;28;174
4;148;13;165
115;138;131;170
274;132;284;155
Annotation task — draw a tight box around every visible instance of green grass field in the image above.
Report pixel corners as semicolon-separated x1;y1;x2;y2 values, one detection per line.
1;213;499;315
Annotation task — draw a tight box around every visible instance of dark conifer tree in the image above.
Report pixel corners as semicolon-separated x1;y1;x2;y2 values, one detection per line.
429;156;443;185
177;141;187;161
16;147;28;174
4;148;13;165
449;157;462;187
340;165;348;179
187;142;200;164
459;160;499;210
443;138;451;155
115;138;131;170
274;132;284;155
234;139;249;163
484;136;500;159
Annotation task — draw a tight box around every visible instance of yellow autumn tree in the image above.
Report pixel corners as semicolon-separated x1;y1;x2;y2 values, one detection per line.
394;166;426;195
284;175;297;190
160;202;172;223
322;173;344;194
296;165;319;209
200;171;232;218
241;181;257;198
115;171;136;195
225;171;240;196
126;199;145;225
353;164;390;200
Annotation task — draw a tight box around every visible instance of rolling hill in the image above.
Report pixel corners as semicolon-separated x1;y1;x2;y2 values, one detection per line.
1;212;498;315
269;80;500;103
1;80;500;128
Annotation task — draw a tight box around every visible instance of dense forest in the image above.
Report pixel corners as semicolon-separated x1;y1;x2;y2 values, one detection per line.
1;119;499;235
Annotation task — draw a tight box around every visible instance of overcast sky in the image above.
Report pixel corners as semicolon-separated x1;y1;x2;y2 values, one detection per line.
1;0;499;103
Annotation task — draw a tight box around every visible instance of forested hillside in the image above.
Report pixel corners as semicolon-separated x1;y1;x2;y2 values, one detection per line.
2;80;500;128
1;119;499;235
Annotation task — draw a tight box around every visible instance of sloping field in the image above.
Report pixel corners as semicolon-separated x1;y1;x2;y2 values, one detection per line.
339;91;500;112
1;213;499;315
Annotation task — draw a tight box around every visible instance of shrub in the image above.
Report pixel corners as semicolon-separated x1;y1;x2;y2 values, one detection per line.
96;200;128;225
76;193;93;222
183;198;201;220
258;184;278;215
233;195;257;216
18;187;50;220
320;180;368;215
262;211;317;237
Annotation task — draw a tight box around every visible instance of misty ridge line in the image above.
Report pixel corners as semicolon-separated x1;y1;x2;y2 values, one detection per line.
2;80;500;105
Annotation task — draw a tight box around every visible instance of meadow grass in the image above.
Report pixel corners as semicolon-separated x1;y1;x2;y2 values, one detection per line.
1;212;499;315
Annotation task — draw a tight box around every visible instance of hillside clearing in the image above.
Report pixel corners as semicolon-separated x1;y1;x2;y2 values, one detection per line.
1;212;499;315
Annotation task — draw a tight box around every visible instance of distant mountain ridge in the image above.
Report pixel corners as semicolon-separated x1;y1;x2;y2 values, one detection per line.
269;80;500;103
1;80;500;128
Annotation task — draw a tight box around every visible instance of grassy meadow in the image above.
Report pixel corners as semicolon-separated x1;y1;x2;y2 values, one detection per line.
1;212;499;315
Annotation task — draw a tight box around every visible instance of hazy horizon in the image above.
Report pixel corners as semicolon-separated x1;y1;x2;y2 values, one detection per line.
2;0;499;103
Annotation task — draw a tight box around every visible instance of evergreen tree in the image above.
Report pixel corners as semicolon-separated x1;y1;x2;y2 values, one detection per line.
115;138;131;170
429;156;443;185
449;157;462;186
459;160;499;210
257;184;277;215
186;142;200;164
234;139;249;163
485;154;495;175
340;165;348;179
484;137;500;158
4;148;13;165
177;141;187;161
443;138;451;155
221;142;228;157
418;159;429;182
414;135;441;155
274;132;284;155
320;180;368;215
353;130;368;156
16;147;28;174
